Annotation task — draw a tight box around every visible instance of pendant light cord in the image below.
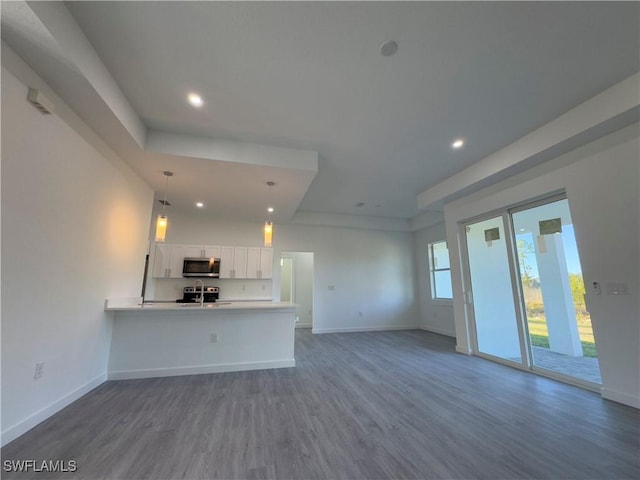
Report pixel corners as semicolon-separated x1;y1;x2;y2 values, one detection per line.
162;171;173;212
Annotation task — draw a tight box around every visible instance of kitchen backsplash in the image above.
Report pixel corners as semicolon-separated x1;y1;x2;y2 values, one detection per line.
149;278;273;302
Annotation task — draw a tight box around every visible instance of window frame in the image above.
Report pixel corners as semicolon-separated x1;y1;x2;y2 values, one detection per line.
429;240;453;301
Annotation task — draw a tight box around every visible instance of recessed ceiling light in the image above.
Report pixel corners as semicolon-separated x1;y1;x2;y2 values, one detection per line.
187;93;204;107
451;138;465;149
267;207;274;213
195;202;204;208
380;40;398;57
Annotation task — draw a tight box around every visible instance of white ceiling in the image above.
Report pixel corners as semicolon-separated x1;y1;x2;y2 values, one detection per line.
2;1;639;224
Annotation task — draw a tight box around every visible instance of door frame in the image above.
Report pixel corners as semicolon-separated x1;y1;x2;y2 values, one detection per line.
459;193;600;391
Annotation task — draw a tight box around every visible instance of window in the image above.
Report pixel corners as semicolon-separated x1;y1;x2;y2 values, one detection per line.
429;240;453;299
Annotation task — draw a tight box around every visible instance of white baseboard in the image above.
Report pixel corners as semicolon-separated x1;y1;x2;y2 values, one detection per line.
601;387;640;409
419;325;456;338
1;372;107;447
295;323;312;329
312;325;418;334
108;359;296;381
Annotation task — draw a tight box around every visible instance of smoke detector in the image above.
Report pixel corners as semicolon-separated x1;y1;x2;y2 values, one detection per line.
27;88;54;115
380;40;398;57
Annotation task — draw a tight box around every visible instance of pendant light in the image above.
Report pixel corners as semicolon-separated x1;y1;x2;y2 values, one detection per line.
264;181;275;247
155;171;173;242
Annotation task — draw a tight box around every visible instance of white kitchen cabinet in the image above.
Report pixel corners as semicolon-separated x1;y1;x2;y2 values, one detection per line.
246;247;273;279
184;245;204;258
232;247;248;278
259;248;273;279
182;245;221;259
203;245;221;259
219;246;248;278
152;244;171;278
152;243;271;280
246;247;260;279
219;246;235;278
152;243;187;278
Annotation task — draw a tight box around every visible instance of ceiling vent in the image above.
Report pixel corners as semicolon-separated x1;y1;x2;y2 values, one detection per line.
27;88;54;115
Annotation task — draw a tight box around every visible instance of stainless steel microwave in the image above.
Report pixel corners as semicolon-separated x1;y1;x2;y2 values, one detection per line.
182;257;220;277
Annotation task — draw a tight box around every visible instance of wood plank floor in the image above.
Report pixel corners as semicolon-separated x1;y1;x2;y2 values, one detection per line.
2;330;638;479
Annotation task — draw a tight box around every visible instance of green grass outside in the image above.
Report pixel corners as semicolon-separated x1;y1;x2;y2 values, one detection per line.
519;279;597;358
527;315;597;358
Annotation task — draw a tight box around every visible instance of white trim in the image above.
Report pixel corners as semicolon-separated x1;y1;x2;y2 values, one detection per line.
312;325;418;334
601;387;640;409
419;325;456;338
1;373;107;447
108;359;295;381
295;323;312;329
456;344;473;355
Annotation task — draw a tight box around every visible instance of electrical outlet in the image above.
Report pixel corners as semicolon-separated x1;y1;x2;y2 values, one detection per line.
210;333;218;343
34;362;44;380
358;311;363;317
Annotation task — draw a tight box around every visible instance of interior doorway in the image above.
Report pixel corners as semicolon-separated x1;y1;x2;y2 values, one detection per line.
462;195;601;388
280;252;314;328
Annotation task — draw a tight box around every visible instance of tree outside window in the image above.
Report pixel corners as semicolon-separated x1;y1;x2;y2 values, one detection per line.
429;241;453;299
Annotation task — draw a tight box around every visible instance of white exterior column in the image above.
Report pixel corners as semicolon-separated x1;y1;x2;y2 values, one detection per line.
535;234;582;356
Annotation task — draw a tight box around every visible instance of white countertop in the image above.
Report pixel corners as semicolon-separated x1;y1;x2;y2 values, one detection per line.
105;299;295;312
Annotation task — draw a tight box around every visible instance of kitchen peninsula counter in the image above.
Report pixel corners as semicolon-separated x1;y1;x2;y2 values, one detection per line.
105;299;296;380
105;300;295;311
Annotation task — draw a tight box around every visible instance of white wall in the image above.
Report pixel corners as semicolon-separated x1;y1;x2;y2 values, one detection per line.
147;210;419;334
279;257;293;302
1;55;153;444
445;124;640;407
279;223;418;333
413;222;455;336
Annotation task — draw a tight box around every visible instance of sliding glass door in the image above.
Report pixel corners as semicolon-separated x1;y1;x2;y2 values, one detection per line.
462;196;601;387
464;215;523;363
511;198;601;384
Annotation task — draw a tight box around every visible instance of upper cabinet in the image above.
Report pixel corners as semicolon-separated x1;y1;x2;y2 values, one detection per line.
219;246;248;279
232;247;248;279
152;243;188;278
246;247;273;279
219;246;235;278
152;243;272;280
184;245;204;258
203;245;221;259
184;245;221;259
260;248;273;279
